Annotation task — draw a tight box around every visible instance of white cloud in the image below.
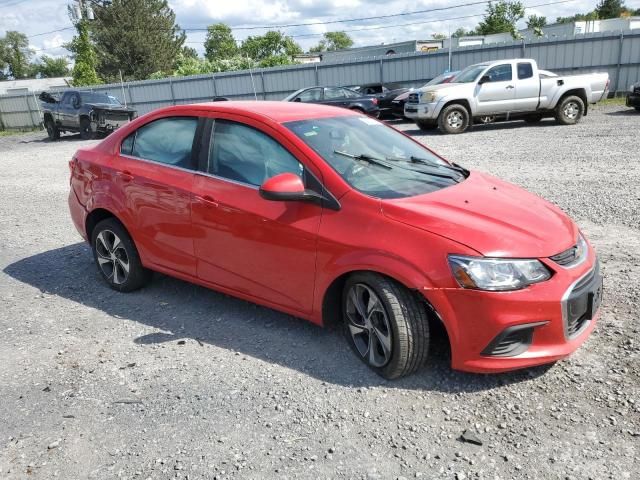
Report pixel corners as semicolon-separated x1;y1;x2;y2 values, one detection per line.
2;0;639;58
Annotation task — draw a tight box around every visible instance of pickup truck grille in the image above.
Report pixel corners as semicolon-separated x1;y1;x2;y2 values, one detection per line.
407;93;420;104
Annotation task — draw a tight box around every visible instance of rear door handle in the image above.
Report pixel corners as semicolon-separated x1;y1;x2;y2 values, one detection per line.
116;170;134;182
195;194;219;208
506;85;515;89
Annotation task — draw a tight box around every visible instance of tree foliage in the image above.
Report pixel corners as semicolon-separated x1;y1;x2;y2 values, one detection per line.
240;31;302;66
30;55;70;78
0;31;33;79
204;23;238;61
309;31;354;52
89;0;186;82
475;1;525;38
595;0;626;18
67;21;101;86
526;15;547;36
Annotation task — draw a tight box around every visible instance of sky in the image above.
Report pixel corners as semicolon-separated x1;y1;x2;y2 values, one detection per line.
1;0;639;60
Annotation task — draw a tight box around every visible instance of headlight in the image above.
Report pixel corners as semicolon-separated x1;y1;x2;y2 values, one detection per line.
421;91;438;103
448;255;551;291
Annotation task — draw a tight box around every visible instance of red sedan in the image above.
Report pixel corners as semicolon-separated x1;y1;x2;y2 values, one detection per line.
68;101;602;379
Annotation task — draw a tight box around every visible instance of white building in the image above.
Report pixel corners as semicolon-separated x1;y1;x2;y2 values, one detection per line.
0;77;70;95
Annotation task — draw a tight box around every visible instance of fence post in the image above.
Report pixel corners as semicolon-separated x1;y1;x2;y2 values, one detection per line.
615;32;624;96
25;94;36;128
379;58;384;84
169;78;176;105
314;63;319;85
521;39;526;57
0;98;5;131
260;70;267;100
211;74;217;98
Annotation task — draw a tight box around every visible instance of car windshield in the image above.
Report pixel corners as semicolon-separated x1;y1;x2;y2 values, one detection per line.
285;116;467;199
79;92;121;105
453;64;489;83
283;88;307;101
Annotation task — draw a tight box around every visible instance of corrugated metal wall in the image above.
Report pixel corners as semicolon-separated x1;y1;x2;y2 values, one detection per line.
1;31;638;130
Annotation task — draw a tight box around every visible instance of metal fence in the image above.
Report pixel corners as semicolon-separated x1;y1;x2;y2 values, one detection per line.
1;30;639;130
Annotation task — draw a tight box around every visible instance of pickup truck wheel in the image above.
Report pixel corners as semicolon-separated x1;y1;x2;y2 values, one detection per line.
555;96;584;125
342;272;429;380
45;119;60;140
438;104;470;134
416;120;437;131
80;118;95;140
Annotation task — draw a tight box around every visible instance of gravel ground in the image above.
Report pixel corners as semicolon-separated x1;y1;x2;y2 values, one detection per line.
0;105;638;480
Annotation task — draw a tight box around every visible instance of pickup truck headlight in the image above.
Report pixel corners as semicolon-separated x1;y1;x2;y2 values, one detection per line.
421;91;438;103
448;255;551;291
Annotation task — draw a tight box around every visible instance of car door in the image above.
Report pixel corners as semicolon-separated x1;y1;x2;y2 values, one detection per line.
190;116;322;314
117;115;201;276
59;92;79;128
513;62;541;112
323;87;349;107
475;63;516;114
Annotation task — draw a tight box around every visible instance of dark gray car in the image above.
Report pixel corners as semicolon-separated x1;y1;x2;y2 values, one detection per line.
283;86;380;117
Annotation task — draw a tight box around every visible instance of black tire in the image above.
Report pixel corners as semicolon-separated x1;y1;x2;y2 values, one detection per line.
80;117;95;140
91;218;151;292
416;120;438;131
437;104;470;134
45;118;60;140
635;107;640;112
524;114;543;123
342;272;429;380
555;95;584;125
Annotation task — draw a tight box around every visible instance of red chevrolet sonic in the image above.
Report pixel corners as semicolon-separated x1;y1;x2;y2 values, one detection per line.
68;101;602;379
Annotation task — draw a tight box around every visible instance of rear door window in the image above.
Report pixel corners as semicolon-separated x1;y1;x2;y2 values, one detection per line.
128;117;198;169
517;63;534;79
324;87;346;100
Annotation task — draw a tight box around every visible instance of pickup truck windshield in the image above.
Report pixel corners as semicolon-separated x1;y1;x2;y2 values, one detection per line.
285;116;466;199
79;92;121;105
454;64;489;83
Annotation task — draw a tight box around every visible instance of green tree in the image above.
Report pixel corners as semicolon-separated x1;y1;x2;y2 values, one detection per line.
181;46;199;59
431;33;448;40
526;14;547;36
310;31;354;52
66;21;101;86
90;0;186;81
556;12;598;23
595;0;626;18
204;23;238;61
475;0;525;38
0;31;33;79
240;31;302;66
452;27;471;38
31;55;70;78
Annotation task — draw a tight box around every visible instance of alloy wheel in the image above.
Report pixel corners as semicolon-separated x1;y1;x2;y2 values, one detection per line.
345;283;393;368
563;101;579;120
95;229;130;285
447;111;464;129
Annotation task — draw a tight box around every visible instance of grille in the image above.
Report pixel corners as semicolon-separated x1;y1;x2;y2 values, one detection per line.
407;93;420;104
563;260;600;339
550;245;579;266
566;311;589;337
487;329;532;356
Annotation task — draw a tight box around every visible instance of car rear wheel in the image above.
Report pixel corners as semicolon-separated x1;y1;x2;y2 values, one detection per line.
438;104;470;134
45;118;60;140
342;272;429;379
555;96;584;125
91;218;151;292
80;117;95;140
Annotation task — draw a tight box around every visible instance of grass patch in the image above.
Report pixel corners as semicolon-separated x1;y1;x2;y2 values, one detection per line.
598;96;627;106
0;127;42;137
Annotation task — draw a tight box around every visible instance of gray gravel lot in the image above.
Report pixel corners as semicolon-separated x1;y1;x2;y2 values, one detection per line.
0;105;639;479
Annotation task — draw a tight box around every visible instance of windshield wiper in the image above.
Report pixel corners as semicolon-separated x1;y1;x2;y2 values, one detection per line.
334;150;392;170
407;156;469;176
382;155;466;181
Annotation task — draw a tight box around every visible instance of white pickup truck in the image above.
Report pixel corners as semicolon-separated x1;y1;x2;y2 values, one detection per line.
404;58;609;134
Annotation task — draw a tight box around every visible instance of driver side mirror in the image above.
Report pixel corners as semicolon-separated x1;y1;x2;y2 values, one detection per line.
259;172;323;204
478;75;491;85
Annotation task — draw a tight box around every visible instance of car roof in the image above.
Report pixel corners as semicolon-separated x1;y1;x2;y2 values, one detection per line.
157;101;355;123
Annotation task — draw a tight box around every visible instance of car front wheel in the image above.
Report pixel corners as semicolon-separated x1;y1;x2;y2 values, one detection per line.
91;218;151;292
438;104;470;134
45;119;60;140
342;273;429;379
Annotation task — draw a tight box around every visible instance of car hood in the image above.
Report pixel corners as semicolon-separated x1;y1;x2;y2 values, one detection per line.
381;171;578;258
85;103;136;112
417;82;470;94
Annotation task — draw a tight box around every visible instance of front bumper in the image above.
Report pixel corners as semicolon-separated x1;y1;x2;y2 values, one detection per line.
404;102;439;120
424;249;602;373
626;93;640;108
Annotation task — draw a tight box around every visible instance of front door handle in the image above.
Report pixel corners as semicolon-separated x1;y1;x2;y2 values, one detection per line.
195;194;219;208
506;85;515;89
